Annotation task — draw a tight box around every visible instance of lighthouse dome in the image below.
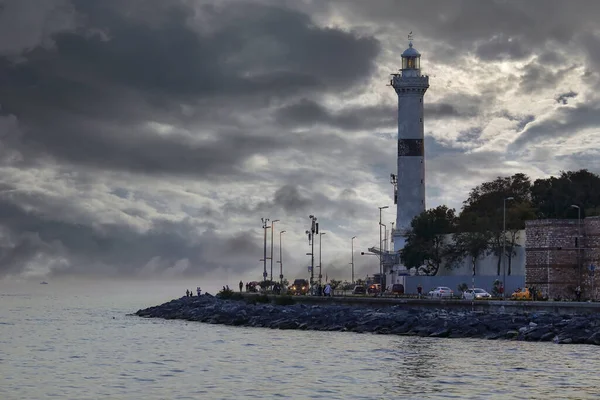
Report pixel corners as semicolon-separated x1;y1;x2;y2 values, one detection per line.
401;42;420;58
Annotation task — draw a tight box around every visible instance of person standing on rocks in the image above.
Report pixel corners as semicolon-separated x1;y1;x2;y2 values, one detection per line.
186;289;190;297
197;287;201;296
239;280;243;293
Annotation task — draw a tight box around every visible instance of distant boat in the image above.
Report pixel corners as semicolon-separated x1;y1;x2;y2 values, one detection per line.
40;281;48;285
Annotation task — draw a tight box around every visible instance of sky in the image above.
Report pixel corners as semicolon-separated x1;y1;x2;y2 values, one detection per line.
1;0;600;283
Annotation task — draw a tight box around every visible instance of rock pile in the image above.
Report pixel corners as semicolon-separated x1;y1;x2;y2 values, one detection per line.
135;294;600;345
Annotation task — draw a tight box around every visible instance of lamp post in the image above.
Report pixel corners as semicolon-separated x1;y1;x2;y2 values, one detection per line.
278;230;286;285
319;232;326;288
307;215;318;289
351;236;356;283
571;204;581;287
270;219;280;282
261;218;270;282
379;205;389;295
502;196;514;299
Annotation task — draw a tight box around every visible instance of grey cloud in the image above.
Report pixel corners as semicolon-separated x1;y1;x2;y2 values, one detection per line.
474;34;528;61
518;61;577;93
510;102;600;149
556;91;578;105
497;110;536;131
0;0;381;176
0;194;265;279
275;99;394;130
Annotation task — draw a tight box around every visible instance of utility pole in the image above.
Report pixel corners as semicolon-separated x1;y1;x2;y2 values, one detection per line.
503;197;513;299
270;219;280;282
319;232;326;288
307;215;318;290
261;218;270;283
351;236;356;284
379;206;389;296
278;230;286;285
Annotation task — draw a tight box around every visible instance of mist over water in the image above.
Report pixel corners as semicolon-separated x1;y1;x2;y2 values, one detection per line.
2;280;600;399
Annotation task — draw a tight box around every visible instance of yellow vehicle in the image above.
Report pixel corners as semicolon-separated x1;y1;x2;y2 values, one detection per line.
511;288;532;300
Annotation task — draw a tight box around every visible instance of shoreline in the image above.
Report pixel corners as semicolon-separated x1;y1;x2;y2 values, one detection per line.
134;294;600;345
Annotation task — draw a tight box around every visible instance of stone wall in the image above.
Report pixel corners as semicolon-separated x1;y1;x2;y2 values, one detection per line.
525;218;600;300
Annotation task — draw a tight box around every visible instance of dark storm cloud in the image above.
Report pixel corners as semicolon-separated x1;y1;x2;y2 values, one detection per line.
0;0;380;176
275;99;395;130
0;194;264;279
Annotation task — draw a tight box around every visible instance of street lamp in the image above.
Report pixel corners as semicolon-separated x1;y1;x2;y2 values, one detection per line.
381;223;387;252
319;232;326;288
278;230;286;285
379;206;389;295
351;236;357;283
307;215;318;288
270;219;280;282
261;218;270;282
571;204;581;287
502;196;514;299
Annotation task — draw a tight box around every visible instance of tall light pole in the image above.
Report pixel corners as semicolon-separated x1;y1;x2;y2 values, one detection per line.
307;215;318;289
278;230;286;286
261;218;270;283
270;219;280;282
382;223;388;252
319;232;326;287
351;236;356;283
379;205;389;295
571;204;581;287
502;196;514;299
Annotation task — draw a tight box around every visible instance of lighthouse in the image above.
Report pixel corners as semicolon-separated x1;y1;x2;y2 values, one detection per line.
390;36;429;258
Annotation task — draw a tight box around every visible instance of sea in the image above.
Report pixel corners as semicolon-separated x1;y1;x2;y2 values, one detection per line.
1;279;600;400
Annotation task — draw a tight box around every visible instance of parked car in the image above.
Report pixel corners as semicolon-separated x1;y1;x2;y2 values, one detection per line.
428;286;454;298
352;285;366;295
511;288;532;300
389;284;405;296
289;279;309;295
367;283;381;294
462;288;492;300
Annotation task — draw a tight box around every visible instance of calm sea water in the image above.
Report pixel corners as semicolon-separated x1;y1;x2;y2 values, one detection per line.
1;280;600;400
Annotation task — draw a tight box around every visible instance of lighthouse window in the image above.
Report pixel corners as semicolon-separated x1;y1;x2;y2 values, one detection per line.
407;58;415;69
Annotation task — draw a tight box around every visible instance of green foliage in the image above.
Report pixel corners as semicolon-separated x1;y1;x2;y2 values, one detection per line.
281;278;290;288
258;280;275;289
531;169;600;218
254;294;270;303
340;281;354;291
217;288;244;301
458;283;469;293
274;295;295;306
401;205;457;276
329;279;342;289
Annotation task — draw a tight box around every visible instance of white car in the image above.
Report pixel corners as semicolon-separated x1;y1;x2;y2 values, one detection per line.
428;286;454;298
463;288;492;300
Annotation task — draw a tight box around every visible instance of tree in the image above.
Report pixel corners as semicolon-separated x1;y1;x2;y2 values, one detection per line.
329;279;342;290
460;173;533;275
531;169;600;218
281;278;289;288
448;212;492;277
401;205;457;276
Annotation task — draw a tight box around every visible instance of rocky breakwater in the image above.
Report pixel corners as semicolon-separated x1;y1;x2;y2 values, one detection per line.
135;294;600;345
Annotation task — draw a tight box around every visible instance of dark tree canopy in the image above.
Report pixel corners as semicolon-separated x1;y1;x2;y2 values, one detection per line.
401;205;456;276
402;169;600;276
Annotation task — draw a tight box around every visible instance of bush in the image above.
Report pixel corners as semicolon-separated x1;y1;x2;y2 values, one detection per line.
274;295;295;306
255;294;270;303
457;283;468;293
217;288;244;300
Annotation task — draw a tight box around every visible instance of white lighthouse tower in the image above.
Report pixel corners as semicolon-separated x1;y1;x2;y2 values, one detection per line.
390;35;429;264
